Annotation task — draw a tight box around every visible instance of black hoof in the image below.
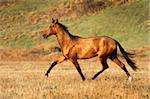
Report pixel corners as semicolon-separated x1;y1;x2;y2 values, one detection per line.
45;73;48;77
82;77;86;81
91;77;95;80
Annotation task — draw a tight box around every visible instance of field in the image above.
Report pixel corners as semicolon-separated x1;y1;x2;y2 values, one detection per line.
0;0;149;99
0;57;149;99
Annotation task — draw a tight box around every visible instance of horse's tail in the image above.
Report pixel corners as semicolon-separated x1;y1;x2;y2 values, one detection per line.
117;42;138;71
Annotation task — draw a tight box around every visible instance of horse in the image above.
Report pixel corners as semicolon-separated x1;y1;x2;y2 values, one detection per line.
43;18;138;81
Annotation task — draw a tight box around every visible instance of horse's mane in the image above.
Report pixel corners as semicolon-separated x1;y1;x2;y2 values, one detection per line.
58;23;69;33
58;22;79;40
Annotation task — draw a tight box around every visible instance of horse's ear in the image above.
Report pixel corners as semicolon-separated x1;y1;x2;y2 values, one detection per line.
55;19;58;23
52;18;55;23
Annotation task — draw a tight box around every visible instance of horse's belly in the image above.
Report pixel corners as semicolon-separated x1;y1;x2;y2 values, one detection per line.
74;38;100;59
77;48;98;59
78;54;98;59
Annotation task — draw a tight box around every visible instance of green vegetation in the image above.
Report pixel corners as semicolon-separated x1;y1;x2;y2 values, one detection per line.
0;0;148;48
65;0;149;48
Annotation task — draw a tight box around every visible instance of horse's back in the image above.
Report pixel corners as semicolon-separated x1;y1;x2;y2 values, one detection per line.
77;36;116;47
73;36;117;59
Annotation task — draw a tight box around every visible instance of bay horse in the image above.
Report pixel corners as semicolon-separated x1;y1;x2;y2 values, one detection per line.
43;18;137;81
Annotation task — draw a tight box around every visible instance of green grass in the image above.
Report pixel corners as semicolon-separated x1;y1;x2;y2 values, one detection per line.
0;0;149;48
0;0;68;48
64;0;149;48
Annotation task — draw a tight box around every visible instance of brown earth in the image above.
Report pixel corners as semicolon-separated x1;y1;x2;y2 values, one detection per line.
0;56;149;99
28;0;132;24
0;46;149;61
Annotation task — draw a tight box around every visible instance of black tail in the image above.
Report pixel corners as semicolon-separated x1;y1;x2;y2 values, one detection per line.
117;42;138;71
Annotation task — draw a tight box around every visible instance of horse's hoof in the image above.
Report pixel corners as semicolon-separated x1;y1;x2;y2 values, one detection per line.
91;77;95;80
45;73;48;77
82;78;86;81
128;76;132;82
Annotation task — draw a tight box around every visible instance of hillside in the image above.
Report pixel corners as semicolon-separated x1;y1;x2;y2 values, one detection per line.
0;0;149;61
0;0;148;48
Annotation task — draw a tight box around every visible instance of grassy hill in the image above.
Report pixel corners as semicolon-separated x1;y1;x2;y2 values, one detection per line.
65;0;149;48
0;0;149;49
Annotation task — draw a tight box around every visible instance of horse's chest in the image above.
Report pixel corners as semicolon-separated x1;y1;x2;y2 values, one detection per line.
62;45;74;58
62;50;69;58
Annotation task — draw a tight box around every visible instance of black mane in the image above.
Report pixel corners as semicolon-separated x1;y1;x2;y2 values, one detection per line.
58;23;69;32
58;22;79;40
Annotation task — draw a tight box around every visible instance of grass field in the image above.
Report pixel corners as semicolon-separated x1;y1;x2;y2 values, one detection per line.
0;58;149;99
0;0;149;99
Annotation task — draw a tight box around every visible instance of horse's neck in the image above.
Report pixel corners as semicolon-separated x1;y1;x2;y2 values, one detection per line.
56;28;74;50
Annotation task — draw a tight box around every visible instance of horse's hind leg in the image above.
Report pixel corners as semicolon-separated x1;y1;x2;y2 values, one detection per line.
71;59;85;81
92;58;109;80
111;57;132;81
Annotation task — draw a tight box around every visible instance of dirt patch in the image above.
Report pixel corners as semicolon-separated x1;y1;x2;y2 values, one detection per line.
28;0;110;24
0;48;60;61
28;0;132;24
130;46;150;61
0;46;149;61
0;0;16;9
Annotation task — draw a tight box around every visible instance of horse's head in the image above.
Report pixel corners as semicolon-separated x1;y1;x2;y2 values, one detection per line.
43;18;58;39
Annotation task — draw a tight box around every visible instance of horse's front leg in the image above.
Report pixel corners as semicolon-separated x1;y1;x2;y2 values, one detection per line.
45;56;66;77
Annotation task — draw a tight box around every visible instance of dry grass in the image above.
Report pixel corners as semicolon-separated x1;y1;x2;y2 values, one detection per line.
0;59;149;99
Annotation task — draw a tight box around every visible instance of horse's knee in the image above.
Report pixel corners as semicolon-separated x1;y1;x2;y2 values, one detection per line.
57;56;66;63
